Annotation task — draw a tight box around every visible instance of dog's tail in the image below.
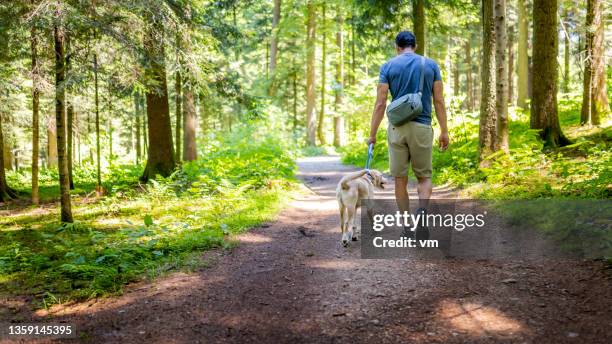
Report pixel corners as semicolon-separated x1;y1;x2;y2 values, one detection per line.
340;170;368;190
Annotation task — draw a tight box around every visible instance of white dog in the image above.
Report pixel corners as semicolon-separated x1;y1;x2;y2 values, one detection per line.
336;169;386;247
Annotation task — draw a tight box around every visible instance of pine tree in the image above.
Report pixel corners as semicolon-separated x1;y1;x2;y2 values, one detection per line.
54;10;73;222
305;0;317;146
478;0;497;165
531;0;570;147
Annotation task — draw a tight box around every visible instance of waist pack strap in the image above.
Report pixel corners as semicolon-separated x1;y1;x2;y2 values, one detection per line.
418;56;425;96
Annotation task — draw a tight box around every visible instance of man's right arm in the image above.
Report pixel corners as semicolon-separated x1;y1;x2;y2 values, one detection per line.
432;80;449;150
368;83;389;145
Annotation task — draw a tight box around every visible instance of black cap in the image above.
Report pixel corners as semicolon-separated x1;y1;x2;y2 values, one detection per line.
395;31;417;49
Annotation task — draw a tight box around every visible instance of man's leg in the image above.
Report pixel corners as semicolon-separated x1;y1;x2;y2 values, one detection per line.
395;176;414;236
407;122;434;211
416;177;432;210
395;176;410;214
388;125;410;217
407;122;434;240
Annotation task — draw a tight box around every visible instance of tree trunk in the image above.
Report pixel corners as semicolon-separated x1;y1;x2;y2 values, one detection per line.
527;56;533;99
182;78;197;161
141;17;175;181
47;116;58;168
269;0;281;73
31;13;40;204
0;112;17;202
317;2;327;145
478;0;497;165
292;69;298;135
590;0;608;125
350;11;355;86
453;57;460;97
87;109;93;163
305;0;317;146
474;48;481;109
517;0;529;108
413;0;425;56
142;97;148;156
465;39;474;111
67;102;74;189
495;0;508;152
3;142;12;171
74;107;79;166
507;24;514;104
199;93;208;139
561;6;570;93
174;60;182;162
54;19;73;222
107;91;113;162
580;0;594;125
94;53;102;191
66;34;74;189
134;92;141;164
531;0;569;148
12;142;18;171
333;7;345;147
268;0;281;95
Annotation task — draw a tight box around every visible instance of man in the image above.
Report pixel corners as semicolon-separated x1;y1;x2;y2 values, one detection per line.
367;31;449;239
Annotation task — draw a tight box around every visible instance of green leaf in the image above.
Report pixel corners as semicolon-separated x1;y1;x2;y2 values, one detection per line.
144;214;154;227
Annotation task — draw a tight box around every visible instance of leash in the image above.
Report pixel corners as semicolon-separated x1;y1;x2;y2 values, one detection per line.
365;143;374;180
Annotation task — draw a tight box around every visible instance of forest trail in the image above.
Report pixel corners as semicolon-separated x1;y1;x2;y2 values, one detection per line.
6;156;611;344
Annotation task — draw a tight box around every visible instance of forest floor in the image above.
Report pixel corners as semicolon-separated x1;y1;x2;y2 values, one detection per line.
2;155;611;343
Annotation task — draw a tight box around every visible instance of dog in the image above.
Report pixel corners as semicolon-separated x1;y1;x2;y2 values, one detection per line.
336;169;386;247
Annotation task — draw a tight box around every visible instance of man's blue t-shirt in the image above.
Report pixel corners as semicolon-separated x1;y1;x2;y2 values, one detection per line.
379;52;442;125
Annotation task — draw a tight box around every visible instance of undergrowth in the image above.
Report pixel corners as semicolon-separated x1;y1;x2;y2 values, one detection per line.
0;125;296;308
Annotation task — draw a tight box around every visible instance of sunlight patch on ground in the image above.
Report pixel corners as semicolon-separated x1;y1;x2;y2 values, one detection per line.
307;259;360;270
437;299;527;337
297;155;342;163
35;273;227;317
95;217;125;227
290;198;337;212
299;171;352;177
237;233;273;243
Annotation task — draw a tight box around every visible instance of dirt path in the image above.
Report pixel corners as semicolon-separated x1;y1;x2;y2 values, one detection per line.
3;156;611;343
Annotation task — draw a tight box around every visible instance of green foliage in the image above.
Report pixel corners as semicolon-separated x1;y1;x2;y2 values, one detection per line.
0;127;296;307
6;164;144;201
179;125;295;191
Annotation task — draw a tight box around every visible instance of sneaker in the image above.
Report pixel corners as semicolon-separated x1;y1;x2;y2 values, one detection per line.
415;225;430;241
401;226;415;239
415;207;430;241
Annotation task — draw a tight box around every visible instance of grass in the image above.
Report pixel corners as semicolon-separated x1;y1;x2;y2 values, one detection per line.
0;125;297;308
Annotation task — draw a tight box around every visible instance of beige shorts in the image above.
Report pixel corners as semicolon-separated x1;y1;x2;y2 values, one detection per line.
387;121;434;178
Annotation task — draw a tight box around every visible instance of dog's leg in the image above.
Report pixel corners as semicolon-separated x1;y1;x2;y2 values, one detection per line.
339;203;346;236
344;206;356;246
